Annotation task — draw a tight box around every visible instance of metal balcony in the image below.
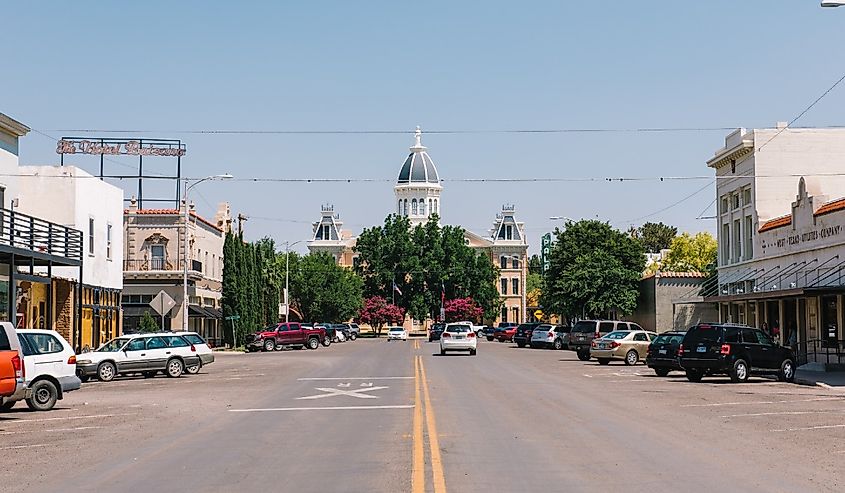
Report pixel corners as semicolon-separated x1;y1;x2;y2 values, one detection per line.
0;207;83;264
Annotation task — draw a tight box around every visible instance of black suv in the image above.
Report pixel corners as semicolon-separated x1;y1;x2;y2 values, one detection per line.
429;323;446;342
646;331;686;377
679;323;796;383
513;323;541;348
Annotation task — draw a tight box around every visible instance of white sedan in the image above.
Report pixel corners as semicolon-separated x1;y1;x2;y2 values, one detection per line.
386;327;408;341
440;323;477;356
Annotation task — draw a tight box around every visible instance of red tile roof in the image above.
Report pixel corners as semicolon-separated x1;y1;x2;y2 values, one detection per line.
758;196;845;233
642;271;709;280
125;208;223;232
759;214;792;233
815;197;845;217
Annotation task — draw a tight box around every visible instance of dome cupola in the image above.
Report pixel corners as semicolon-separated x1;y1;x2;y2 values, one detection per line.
394;126;443;226
397;126;440;184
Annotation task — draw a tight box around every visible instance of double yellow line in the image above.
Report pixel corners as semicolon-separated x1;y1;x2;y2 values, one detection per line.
413;354;446;493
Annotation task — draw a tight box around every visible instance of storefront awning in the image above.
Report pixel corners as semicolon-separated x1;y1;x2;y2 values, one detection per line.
188;305;219;319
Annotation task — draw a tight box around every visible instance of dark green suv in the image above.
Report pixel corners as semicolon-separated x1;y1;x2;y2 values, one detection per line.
679;323;796;383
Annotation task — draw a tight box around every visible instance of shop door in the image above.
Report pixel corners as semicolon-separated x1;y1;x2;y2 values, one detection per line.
821;296;838;348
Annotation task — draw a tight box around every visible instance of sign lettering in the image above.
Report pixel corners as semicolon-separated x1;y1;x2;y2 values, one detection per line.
56;139;186;157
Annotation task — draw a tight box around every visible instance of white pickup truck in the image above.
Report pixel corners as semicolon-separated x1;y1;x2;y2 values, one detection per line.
457;321;487;337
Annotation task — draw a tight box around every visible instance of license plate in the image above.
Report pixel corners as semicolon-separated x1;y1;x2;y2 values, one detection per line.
456;335;464;339
599;343;607;349
659;349;667;355
697;346;706;353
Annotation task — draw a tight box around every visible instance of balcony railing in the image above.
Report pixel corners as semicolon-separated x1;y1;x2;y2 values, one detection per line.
0;207;83;262
124;259;203;273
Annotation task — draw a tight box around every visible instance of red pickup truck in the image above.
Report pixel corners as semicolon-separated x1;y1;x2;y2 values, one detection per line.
0;322;26;405
246;323;327;352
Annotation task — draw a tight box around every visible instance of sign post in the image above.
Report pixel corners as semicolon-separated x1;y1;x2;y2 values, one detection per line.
225;314;241;348
149;290;177;331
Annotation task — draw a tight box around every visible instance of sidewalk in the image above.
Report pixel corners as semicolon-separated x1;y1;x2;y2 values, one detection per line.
795;369;845;390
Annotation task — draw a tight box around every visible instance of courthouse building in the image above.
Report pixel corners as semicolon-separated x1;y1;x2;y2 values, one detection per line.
308;127;528;325
705;125;845;366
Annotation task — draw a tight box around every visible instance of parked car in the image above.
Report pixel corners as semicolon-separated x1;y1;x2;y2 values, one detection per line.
246;323;326;351
569;320;646;361
0;322;27;410
387;327;408;341
429;323;446;342
440;323;477;356
646;331;686;376
482;326;498;341
338;323;358;341
678;323;796;383
530;325;570;350
76;334;201;382
173;331;215;374
1;329;82;411
513;323;542;348
317;323;338;346
348;323;361;337
590;330;658;365
495;325;518;343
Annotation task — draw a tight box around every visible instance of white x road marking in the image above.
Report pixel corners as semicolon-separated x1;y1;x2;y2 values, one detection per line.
297;386;389;400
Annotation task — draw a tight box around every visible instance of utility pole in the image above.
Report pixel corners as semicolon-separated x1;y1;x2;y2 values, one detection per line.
237;213;249;236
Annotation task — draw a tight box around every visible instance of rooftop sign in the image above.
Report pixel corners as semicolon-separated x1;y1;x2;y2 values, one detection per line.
56;138;186;157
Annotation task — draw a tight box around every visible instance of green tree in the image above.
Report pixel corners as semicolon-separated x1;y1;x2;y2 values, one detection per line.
637;222;678;253
526;272;543;294
290;252;363;322
138;311;159;333
528;254;542;275
663;232;717;272
543;220;645;320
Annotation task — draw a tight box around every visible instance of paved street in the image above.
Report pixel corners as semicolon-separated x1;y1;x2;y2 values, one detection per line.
2;338;845;493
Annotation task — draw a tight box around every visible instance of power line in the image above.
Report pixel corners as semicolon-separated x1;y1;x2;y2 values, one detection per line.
757;70;845;152
620;180;714;224
47;126;741;135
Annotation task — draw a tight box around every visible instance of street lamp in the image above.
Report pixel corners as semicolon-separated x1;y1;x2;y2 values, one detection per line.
182;173;233;332
283;240;305;322
821;1;845;6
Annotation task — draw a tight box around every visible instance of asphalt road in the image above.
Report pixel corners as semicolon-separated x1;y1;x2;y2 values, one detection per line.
2;337;844;492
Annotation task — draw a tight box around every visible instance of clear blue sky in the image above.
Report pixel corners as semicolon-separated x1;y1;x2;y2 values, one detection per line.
4;1;845;253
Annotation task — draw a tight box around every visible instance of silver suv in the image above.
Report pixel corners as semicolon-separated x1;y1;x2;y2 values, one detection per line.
569;320;645;361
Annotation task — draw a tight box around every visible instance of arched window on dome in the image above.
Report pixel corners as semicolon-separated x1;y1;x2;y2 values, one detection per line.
412;199;418;215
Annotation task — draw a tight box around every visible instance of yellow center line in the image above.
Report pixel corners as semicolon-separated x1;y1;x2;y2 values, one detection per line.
412;355;425;493
419;355;447;493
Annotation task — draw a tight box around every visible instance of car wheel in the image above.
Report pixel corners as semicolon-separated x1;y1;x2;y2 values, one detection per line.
97;362;116;382
307;337;320;350
598;358;610;365
686;369;704;382
142;371;156;378
655;368;670;377
577;350;591;361
625;350;639;366
553;339;563;350
470;349;477;356
0;401;16;411
264;339;276;352
730;359;749;383
166;358;184;378
25;380;58;412
778;359;795;382
487;337;494;342
440;348;446;355
516;342;525;348
79;375;90;383
322;338;332;347
350;333;357;341
186;362;202;375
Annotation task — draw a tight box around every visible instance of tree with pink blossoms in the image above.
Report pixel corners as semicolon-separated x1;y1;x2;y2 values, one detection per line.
359;296;406;337
444;297;483;323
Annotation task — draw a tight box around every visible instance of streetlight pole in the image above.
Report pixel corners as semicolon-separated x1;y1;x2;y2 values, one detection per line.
283;240;304;323
182;174;233;332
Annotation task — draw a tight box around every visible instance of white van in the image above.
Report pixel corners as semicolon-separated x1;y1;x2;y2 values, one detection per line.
2;329;81;411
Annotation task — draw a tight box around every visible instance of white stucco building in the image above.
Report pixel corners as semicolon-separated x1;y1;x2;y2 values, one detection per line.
307;127;528;326
705;125;845;367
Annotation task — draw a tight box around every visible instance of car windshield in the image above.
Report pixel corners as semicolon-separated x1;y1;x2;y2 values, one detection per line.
603;331;630;340
447;325;470;333
97;338;131;352
572;321;597;333
389;328;404;332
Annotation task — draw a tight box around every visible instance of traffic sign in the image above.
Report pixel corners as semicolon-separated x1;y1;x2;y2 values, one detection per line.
149;290;176;317
225;314;241;321
534;309;544;320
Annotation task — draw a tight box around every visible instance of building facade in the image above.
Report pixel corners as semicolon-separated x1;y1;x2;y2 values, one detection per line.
17;165;124;349
0;112;84;346
629;272;718;332
705;125;845;366
307;128;528;325
122;200;230;346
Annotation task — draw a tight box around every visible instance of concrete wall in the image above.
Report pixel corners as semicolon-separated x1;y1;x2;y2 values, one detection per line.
630;276;718;332
0;136;19;208
17;166;124;290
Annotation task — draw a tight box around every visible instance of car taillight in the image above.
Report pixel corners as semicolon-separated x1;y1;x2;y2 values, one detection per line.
467;332;475;338
548;331;555;339
11;353;22;379
720;344;730;355
678;344;684;356
67;355;77;365
442;332;451;338
610;341;621;349
591;340;597;348
190;345;197;352
594;331;601;339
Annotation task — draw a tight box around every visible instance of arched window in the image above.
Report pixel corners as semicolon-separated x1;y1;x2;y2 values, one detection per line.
419;199;425;216
500;255;508;269
403;199;408;216
434;199;438;214
412;199;418;215
398;200;402;215
428;199;433;215
513;258;520;269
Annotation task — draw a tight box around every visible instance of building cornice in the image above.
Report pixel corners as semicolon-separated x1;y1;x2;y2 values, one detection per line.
0;113;30;138
706;140;753;169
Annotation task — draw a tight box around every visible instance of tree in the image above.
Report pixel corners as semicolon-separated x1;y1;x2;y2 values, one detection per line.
637;222;677;253
358;296;405;336
528;254;542;275
290;252;364;322
662;232;717;273
138;311;159;333
526;272;543;294
444;297;483;323
543;220;644;320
